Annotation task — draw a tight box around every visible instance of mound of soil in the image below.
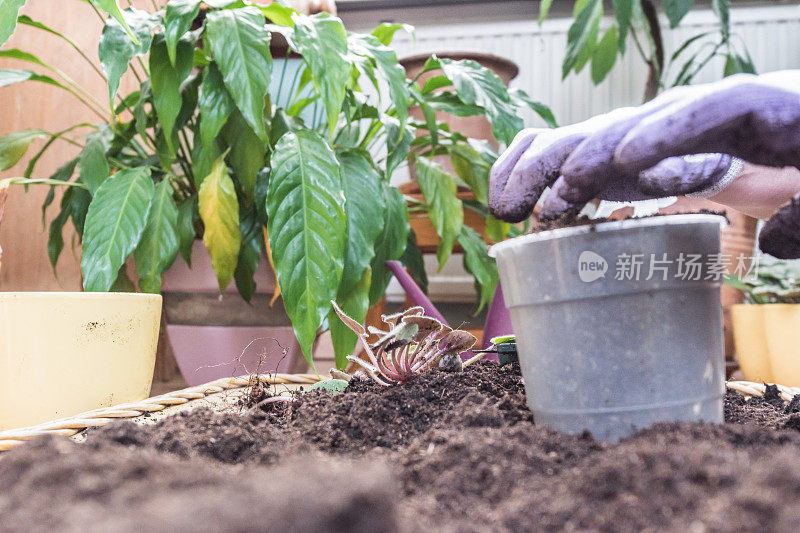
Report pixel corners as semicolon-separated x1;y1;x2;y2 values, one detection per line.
3;362;800;532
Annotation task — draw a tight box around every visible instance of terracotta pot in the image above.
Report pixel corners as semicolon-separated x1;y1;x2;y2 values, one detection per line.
401;182;490;253
162;241;306;386
401;51;519;178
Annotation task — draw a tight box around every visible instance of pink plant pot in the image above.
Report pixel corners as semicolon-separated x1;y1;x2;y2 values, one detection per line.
162;241;305;386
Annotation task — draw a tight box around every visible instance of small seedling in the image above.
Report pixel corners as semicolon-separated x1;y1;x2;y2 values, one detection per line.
331;301;480;386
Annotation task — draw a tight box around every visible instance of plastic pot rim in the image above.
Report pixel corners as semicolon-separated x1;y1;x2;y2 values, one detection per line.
489;213;727;258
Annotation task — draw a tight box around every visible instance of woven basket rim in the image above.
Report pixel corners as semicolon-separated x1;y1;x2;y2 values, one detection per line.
0;372;321;451
0;378;795;452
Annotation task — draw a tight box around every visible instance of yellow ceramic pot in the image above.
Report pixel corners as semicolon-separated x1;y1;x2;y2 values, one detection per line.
0;292;162;430
732;303;800;387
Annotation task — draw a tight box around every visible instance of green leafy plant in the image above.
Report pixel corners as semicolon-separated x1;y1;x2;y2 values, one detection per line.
0;1;551;370
542;0;755;101
725;263;800;304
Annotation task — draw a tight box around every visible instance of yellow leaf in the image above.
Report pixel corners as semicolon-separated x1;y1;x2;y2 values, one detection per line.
198;153;240;291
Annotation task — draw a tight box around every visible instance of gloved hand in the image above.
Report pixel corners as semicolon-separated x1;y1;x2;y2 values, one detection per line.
489;71;800;257
488;88;743;222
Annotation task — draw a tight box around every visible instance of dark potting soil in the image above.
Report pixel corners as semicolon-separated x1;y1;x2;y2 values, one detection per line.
4;363;800;532
531;208;729;233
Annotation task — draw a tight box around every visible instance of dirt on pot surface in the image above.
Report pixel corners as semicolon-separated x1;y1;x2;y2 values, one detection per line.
4;362;800;532
531;208;729;233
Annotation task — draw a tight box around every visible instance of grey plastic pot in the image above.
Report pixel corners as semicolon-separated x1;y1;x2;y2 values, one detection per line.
490;214;726;442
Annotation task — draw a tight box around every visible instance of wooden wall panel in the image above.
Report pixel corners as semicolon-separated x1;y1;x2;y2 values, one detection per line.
0;1;150;291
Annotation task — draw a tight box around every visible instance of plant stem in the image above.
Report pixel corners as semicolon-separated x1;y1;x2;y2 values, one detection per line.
275;49;291;106
285;63;304;107
177;130;195;183
639;0;665;102
128;62;144;84
136;57;150;77
87;1;106;24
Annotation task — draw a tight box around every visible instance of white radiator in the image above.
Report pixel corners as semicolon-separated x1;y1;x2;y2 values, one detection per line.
389;5;800;127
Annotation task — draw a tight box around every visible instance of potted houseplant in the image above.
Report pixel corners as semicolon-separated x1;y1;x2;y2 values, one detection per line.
727;262;800;387
0;178;162;430
1;0;550;379
491;214;727;442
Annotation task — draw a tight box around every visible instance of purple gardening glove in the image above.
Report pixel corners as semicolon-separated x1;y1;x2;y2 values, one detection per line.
489;87;743;223
611;71;800;258
490;71;800;258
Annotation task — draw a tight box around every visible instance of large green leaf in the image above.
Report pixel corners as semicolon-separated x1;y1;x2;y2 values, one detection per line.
41;157;78;223
0;129;47;171
206;7;272;141
368;184;409;305
563;0;602;79
134;179;179;293
458;226;498;314
612;0;633;52
0;47;51;68
0;0;26;48
336;149;385;294
425;92;483;117
664;0;693;28
591;25;618;84
449;143;490;205
723;51;757;77
48;201;70;269
0;68;61;89
222;108;266;202
99;7;156;107
198;62;234;150
330;267;371;370
267;130;346;367
538;0;554;24
292;13;350;137
67;183;92;236
508;88;559;128
165;0;201;65
92;0;141;45
78;126;112;195
176;197;197;265
81;167;155;292
571;0;601;74
435;58;523;145
371;22;414;46
713;0;730;39
233;207;262;303
199;152;241;291
256;2;296;26
416;156;463;270
149;33;193;157
348;34;409;128
485;214;510;242
383;115;414;180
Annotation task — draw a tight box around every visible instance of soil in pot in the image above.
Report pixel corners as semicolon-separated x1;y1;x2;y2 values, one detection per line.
4;363;800;531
